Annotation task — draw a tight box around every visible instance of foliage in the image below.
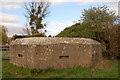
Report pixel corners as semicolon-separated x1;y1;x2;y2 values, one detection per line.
57;6;118;38
106;24;119;57
82;6;118;57
29;33;46;37
81;5;118;42
12;35;25;40
0;25;8;45
57;5;119;57
24;1;50;34
12;33;46;40
57;23;95;39
82;6;117;26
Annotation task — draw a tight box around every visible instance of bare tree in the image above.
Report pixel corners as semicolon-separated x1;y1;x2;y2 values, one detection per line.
24;0;50;34
22;27;31;35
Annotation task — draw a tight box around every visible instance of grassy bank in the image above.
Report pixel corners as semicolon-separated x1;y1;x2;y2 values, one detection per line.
2;51;119;78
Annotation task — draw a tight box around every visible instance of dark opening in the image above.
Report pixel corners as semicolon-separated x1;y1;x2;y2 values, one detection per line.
18;54;21;57
79;45;82;48
46;46;49;48
18;54;22;57
59;56;69;59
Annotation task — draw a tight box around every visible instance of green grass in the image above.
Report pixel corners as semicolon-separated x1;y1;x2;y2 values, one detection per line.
2;51;10;60
2;51;119;78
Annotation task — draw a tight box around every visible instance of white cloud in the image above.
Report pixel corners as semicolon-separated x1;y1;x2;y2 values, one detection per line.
0;22;26;37
50;0;119;3
0;13;22;37
0;2;22;10
0;0;119;10
7;27;25;37
1;0;119;2
48;21;73;28
0;13;20;23
45;28;58;36
102;2;119;15
0;21;72;37
45;21;74;36
77;2;119;15
0;23;25;28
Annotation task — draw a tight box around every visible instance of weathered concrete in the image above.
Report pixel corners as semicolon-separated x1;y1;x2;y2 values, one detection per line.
10;37;102;69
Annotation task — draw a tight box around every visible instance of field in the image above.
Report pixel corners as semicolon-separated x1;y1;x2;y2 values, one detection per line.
2;51;119;78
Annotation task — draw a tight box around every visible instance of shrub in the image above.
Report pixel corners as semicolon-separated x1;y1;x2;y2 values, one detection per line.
12;33;46;40
12;35;26;40
29;33;46;37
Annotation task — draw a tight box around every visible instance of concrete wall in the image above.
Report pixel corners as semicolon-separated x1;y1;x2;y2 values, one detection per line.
10;37;102;69
10;45;36;68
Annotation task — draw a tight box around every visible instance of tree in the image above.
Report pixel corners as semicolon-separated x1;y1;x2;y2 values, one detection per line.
57;6;118;40
81;5;118;57
82;6;117;27
22;23;31;35
81;5;118;42
24;0;50;34
22;27;31;35
57;5;119;57
0;25;8;45
56;23;95;39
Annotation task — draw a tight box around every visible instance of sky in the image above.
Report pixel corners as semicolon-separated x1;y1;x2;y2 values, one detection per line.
0;0;119;37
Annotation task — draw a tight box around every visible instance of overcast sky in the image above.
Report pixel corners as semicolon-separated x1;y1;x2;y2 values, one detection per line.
0;0;119;37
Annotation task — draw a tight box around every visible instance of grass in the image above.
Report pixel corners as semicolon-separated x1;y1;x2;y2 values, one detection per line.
1;51;119;78
2;51;10;60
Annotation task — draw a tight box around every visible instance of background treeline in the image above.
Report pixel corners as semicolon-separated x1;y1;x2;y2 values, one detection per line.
57;23;119;58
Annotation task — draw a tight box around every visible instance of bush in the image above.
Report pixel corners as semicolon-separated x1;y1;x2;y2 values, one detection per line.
12;33;46;40
108;24;119;58
29;33;46;37
12;35;25;40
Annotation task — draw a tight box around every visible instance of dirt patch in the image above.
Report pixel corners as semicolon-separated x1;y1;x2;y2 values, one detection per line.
96;60;112;69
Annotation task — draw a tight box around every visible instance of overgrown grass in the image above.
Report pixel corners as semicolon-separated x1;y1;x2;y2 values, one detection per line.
2;51;119;78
